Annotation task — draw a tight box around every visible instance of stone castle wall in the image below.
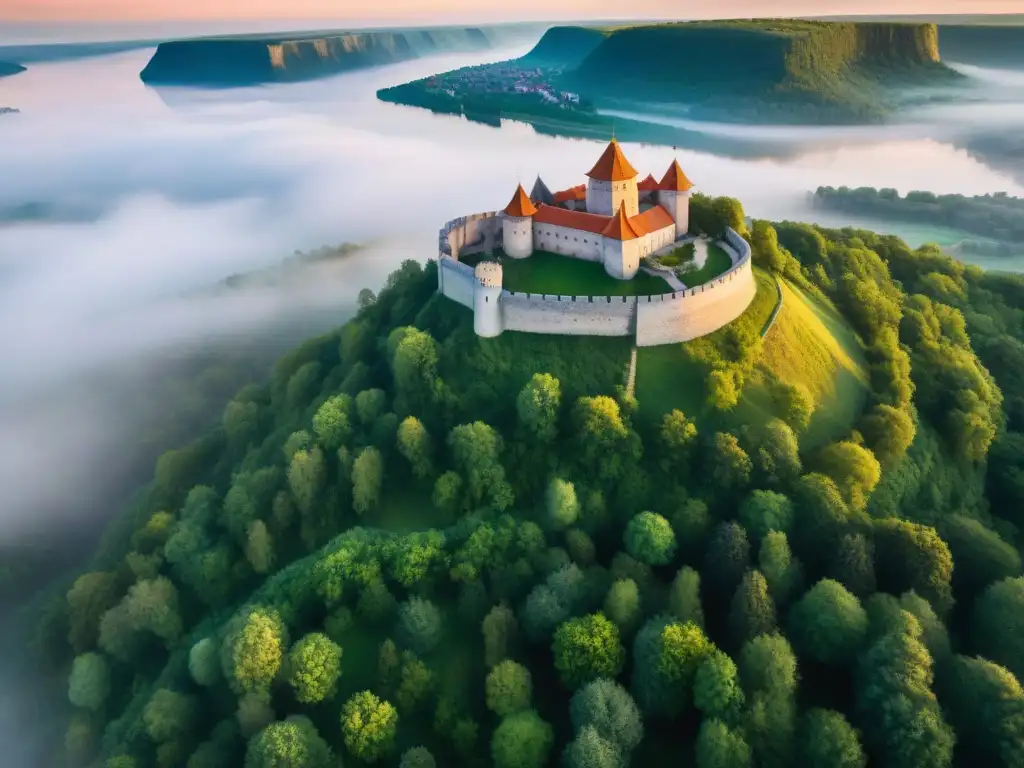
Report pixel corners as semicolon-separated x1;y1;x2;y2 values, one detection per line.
503;293;637;336
436;213;757;348
438;256;476;309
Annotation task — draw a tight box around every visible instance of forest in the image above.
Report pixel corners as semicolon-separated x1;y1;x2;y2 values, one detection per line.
26;192;1024;768
813;186;1024;245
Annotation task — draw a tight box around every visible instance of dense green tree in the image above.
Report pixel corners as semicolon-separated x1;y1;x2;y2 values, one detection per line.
288;633;342;704
566;528;597;566
859;404;915;468
632;617;714;716
395;651;435;712
758;532;802;608
431;470;463;517
287;446;325;515
68;652;111;712
396;597;442;654
341;691;398;763
940;515;1021;594
355;388;387;426
667;566;704;627
792;473;851;566
695;718;752;768
817;442;882;511
856;613;954;768
942;655;1024;766
624;511;677;566
671;497;711;564
547;478;579;530
245;716;332;768
572;396;641;486
562;726;626;768
396;416;433;479
707;432;752;491
704;522;750;597
829;533;876;598
449;422;514;510
553;613;625;689
707;369;741;411
739;633;798;696
750;419;802;486
483;603;519;668
188;637;221;687
603;579;641;634
738;491;794;542
237;690;275;738
773;381;814;432
245;520;275;575
728;570;777;647
798;709;866;768
486;660;532;716
874;518;954;613
352;446;384;515
788;579;868;665
659;409;698;472
399;746;436;768
517;373;561;442
312;394;353;451
124;576;183;646
223;398;260;446
391;328;440;413
569;678;643;752
972;576;1024;680
491;710;554;768
143;688;198;744
746;690;797;768
227;607;287;693
694;649;744;722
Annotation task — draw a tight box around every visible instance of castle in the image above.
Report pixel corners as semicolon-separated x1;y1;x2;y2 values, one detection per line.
501;138;694;280
436;139;758;347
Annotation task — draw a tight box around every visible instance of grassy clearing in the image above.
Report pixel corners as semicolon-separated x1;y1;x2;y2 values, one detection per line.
499;249;672;297
634;269;869;449
679;243;734;287
656;242;695;267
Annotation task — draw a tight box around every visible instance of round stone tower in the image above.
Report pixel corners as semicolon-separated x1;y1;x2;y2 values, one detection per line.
473;261;503;338
501;183;537;259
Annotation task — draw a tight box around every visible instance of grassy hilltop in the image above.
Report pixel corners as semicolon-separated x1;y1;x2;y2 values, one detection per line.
21;194;1024;768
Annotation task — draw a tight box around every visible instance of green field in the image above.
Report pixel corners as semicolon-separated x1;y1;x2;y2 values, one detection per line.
634;269;870;449
499;249;672;296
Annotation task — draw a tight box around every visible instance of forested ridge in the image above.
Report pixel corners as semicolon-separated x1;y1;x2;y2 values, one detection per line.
34;194;1024;768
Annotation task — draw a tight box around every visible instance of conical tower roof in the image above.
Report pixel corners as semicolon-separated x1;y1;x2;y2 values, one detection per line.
530;176;554;205
503;183;538;217
601;202;641;241
586;138;639;182
637;173;659;192
659;159;694;192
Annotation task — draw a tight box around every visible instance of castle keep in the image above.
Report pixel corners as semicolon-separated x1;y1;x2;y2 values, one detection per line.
437;140;757;347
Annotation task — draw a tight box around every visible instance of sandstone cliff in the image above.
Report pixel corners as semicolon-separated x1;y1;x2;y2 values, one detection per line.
140;25;534;86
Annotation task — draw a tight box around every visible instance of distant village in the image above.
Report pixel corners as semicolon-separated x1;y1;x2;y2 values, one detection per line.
421;64;589;111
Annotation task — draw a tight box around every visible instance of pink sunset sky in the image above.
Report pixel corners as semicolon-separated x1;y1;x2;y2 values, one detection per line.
3;0;1021;23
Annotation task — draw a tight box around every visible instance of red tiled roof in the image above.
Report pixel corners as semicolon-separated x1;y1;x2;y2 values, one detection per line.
533;204;611;235
551;184;586;204
659;160;694;192
637;174;659;192
503;183;538;217
602;204;641;241
586;139;639;182
629;205;675;236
